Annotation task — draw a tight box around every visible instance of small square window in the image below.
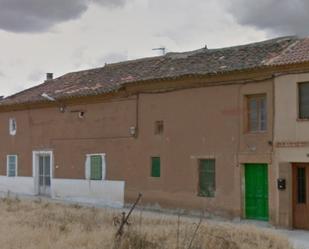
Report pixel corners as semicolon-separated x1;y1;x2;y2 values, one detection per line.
151;157;161;177
7;155;17;177
9;118;17;136
154;121;164;135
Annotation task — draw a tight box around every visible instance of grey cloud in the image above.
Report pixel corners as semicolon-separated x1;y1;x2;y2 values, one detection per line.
91;0;126;7
227;0;309;36
0;0;127;33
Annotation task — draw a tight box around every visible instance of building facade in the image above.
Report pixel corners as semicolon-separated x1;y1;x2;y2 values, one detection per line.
1;36;309;229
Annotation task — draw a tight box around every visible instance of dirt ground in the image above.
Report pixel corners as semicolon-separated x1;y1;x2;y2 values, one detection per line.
0;196;294;249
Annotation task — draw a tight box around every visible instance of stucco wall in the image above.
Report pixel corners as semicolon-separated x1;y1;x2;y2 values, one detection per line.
274;72;309;228
0;98;137;178
0;98;134;206
127;81;272;217
239;80;273;156
0;80;274;217
274;72;309;142
129;85;240;216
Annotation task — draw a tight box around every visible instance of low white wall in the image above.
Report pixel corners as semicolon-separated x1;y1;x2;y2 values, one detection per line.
0;176;125;207
51;179;125;208
0;176;35;195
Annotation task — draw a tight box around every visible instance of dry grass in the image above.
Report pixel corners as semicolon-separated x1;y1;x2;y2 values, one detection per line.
0;197;293;249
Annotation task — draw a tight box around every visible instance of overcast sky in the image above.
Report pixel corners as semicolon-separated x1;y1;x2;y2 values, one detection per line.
0;0;306;96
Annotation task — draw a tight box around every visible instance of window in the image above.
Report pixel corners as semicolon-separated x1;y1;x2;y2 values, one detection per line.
7;155;17;177
297;167;306;204
299;82;309;119
9;118;17;136
85;154;106;180
154;121;164;135
198;159;215;197
151;157;161;177
247;94;267;132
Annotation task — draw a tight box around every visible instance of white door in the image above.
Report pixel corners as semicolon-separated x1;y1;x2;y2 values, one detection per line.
38;154;51;196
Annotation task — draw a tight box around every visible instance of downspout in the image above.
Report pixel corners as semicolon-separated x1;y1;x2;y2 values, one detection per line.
271;75;279;226
237;84;244;219
271;76;276;157
135;93;140;138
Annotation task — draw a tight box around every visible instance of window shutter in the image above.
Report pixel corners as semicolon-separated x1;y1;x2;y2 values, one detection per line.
151;157;161;177
102;155;106;180
90;155;102;180
85;156;91;180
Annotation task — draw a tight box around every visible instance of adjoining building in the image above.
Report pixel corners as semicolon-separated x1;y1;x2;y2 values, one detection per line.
1;36;309;229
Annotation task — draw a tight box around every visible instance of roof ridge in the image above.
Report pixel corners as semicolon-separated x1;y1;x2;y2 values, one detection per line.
209;36;298;51
106;54;165;67
60;66;104;76
164;36;299;59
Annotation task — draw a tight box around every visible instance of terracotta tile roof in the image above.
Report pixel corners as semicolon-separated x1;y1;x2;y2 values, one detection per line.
266;38;309;65
1;36;309;106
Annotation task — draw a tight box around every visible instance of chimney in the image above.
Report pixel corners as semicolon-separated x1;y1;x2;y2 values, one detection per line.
46;73;53;81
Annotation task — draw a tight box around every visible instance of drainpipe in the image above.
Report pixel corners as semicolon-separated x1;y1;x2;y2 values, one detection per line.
135;93;140;138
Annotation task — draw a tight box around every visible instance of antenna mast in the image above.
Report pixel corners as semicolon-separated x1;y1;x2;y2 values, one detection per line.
152;47;166;55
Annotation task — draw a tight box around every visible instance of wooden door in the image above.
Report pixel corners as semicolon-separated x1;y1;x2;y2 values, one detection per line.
293;163;309;229
245;164;269;221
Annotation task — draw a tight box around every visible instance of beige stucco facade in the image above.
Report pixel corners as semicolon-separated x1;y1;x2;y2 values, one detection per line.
273;72;309;228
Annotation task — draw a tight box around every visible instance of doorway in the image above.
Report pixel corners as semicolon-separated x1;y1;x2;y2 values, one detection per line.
293;163;309;229
244;164;269;221
33;151;53;197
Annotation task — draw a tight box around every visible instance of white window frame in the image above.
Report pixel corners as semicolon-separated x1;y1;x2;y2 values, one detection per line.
9;118;17;136
85;153;106;181
7;155;18;177
32;150;53;196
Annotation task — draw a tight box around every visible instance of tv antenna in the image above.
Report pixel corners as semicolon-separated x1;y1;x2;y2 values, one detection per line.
152;47;166;55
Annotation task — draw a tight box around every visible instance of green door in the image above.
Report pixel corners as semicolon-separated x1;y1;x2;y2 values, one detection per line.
245;164;269;221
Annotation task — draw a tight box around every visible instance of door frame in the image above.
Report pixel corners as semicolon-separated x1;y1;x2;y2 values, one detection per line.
32;150;53;196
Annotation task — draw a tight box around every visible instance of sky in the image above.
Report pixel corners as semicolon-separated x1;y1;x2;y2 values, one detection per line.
0;0;307;97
